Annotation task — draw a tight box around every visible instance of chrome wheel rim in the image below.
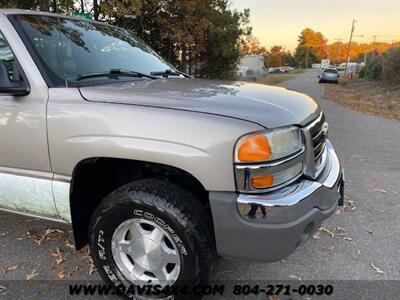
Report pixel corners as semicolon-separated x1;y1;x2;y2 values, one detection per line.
111;218;181;287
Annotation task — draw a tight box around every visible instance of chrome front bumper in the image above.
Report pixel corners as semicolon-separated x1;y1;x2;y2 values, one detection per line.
209;139;344;262
236;140;343;224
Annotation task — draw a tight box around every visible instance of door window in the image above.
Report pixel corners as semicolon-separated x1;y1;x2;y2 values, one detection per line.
0;31;15;81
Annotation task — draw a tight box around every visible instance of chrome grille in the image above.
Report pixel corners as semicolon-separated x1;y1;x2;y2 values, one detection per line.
303;112;328;177
310;115;327;168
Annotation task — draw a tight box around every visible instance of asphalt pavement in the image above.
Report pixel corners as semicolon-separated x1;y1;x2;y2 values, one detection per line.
0;69;399;299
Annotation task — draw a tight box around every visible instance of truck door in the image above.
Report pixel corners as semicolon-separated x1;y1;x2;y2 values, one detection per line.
0;18;58;218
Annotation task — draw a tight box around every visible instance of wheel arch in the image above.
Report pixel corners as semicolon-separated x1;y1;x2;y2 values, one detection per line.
69;156;211;249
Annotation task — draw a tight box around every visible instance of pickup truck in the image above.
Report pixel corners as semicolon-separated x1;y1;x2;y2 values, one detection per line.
0;9;344;299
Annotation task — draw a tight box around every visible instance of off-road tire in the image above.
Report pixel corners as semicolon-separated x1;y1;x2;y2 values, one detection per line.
89;179;216;299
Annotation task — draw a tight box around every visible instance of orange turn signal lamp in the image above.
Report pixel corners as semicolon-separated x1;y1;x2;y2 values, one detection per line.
251;175;274;189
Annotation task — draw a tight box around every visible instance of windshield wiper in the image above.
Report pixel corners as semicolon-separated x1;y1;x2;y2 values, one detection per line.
76;69;157;81
150;69;192;78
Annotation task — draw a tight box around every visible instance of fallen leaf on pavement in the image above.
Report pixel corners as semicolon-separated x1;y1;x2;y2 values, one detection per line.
26;230;44;246
343;198;356;211
322;245;334;252
0;285;8;296
89;262;97;275
50;247;65;267
288;274;302;280
371;263;384;274
56;270;69;279
79;246;97;275
65;240;75;250
43;228;69;243
26;269;39;280
334;227;346;236
45;228;64;234
27;227;71;247
320;227;335;237
70;266;80;277
371;188;388;194
80;246;91;260
4;265;18;273
312;232;321;240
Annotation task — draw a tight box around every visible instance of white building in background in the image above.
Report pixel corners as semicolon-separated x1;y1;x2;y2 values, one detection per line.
338;62;360;74
237;55;266;79
311;63;321;69
321;59;330;69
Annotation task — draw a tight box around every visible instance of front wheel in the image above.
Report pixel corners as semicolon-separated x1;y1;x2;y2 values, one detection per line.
89;179;216;299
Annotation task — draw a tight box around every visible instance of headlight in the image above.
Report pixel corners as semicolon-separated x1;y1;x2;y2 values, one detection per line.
235;126;303;163
234;126;305;191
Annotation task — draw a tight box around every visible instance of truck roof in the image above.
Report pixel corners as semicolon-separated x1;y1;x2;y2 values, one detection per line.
0;8;58;16
0;9;101;24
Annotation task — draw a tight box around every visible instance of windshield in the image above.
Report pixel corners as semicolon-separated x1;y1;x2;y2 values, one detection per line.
11;15;174;86
324;69;338;73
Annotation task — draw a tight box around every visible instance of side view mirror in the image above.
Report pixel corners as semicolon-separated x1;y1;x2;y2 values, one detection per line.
0;62;30;96
317;74;320;78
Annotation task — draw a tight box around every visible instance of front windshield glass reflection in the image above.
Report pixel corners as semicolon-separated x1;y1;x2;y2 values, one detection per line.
15;15;173;84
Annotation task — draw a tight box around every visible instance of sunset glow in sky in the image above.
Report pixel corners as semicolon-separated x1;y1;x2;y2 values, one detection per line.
232;0;400;50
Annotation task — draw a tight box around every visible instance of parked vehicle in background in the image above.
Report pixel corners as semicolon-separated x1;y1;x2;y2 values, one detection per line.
319;68;340;84
336;65;346;72
268;66;295;74
0;9;344;299
237;54;266;79
280;66;294;73
268;67;282;74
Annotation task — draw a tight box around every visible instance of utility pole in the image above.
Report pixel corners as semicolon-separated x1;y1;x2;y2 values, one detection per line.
305;45;310;69
345;19;356;76
364;49;367;64
371;35;377;60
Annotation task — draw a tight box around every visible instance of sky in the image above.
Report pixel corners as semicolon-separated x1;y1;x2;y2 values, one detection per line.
231;0;400;51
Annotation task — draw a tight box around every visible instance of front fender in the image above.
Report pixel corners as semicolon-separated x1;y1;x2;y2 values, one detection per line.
47;88;262;191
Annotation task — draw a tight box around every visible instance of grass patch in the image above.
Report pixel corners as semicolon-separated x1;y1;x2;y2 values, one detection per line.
324;78;400;121
256;69;305;86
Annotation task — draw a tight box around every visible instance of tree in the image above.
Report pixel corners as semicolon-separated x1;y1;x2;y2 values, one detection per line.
294;28;328;67
241;35;266;55
266;45;283;67
202;4;251;78
101;0;251;79
283;51;295;66
0;0;251;79
93;0;99;20
328;41;347;64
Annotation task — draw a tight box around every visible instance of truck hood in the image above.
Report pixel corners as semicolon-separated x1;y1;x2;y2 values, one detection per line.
79;79;320;128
